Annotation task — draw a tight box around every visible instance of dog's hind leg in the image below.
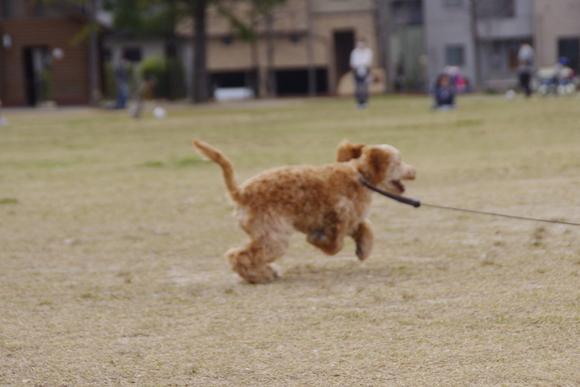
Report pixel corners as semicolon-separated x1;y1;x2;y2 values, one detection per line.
226;237;288;284
350;219;374;261
226;220;292;284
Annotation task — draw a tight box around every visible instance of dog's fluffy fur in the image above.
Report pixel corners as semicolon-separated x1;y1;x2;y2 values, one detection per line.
193;140;416;283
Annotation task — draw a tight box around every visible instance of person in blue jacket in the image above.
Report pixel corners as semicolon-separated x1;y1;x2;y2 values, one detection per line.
432;73;456;110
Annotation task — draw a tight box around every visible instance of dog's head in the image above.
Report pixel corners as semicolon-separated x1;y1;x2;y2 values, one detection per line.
337;140;416;195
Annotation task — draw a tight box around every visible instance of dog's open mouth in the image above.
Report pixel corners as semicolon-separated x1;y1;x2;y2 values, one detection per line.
391;180;405;193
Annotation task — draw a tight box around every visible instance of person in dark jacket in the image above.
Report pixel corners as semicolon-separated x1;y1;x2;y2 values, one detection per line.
432;74;456;110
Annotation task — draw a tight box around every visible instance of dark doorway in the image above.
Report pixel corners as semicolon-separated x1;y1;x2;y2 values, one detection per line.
275;68;328;95
24;49;37;106
211;71;248;88
558;38;580;73
24;47;51;106
333;31;355;83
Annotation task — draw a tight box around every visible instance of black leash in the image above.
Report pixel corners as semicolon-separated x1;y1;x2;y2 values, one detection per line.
360;177;580;227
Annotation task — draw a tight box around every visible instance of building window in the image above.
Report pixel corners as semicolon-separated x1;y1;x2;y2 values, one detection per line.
475;0;514;18
393;0;423;25
123;47;142;62
446;45;464;66
444;0;462;6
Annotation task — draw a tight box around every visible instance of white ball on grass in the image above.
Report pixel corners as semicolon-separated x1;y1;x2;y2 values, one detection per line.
505;90;516;100
153;107;167;118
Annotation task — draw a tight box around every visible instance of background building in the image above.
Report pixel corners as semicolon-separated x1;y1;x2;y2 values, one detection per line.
173;0;425;98
4;0;579;105
424;0;533;91
0;0;101;106
176;0;380;97
534;0;580;73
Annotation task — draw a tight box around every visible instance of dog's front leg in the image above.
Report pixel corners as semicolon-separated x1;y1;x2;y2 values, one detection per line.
306;223;345;255
351;219;374;260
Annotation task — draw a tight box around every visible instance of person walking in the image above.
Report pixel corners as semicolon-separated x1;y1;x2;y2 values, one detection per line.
350;37;373;109
517;43;535;97
114;59;130;109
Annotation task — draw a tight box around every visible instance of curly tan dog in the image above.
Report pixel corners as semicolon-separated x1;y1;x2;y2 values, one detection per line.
193;140;416;284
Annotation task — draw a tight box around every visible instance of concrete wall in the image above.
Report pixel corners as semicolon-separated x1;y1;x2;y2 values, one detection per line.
477;0;533;40
534;0;580;68
311;0;373;13
423;1;473;86
204;0;309;36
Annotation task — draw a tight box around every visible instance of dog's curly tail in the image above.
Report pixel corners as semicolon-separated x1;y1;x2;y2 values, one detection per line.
193;140;241;202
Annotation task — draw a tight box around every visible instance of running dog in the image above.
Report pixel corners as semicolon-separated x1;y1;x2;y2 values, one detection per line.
193;140;416;283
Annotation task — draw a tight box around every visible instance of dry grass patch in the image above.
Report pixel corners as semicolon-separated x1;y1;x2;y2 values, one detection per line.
1;95;579;386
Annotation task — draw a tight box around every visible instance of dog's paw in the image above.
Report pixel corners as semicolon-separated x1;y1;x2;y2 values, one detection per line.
269;263;282;279
245;263;281;284
356;242;371;261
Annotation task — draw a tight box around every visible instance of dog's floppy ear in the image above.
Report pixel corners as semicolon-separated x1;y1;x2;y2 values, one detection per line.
336;140;366;162
358;146;391;184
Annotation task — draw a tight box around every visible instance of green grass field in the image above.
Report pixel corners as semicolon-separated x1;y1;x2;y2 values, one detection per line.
1;94;579;386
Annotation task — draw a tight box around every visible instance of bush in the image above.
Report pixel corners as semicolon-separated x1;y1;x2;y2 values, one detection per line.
103;62;117;99
140;56;186;100
39;69;54;102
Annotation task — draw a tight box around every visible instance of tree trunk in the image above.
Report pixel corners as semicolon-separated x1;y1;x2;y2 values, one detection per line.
88;0;101;106
165;36;179;100
306;0;316;97
192;0;209;103
265;10;276;98
250;36;261;98
469;0;482;90
375;0;393;93
163;0;181;100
